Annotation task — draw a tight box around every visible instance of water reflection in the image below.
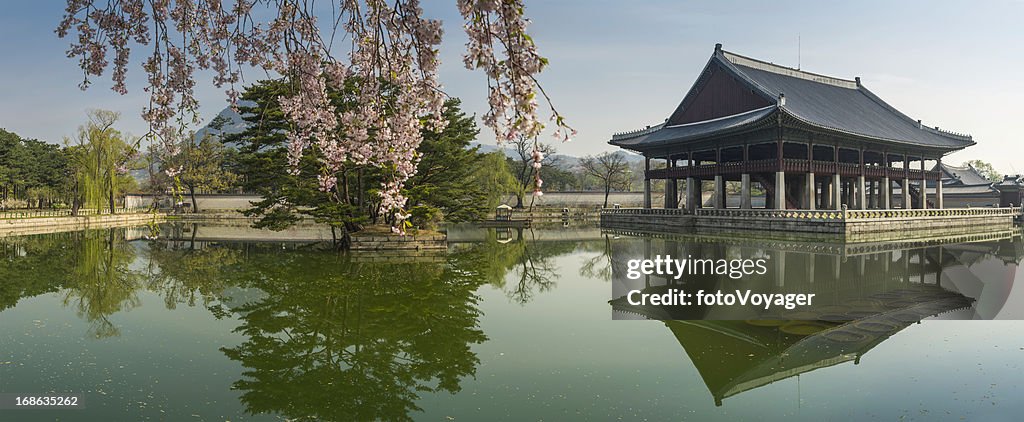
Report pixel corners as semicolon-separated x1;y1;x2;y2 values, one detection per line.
62;230;144;338
209;247;487;421
609;231;1023;320
668;318;919;407
2;224;1022;418
0;229;144;337
607;229;1024;406
449;226;577;304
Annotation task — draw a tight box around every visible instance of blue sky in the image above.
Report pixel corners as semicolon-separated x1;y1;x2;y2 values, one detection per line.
1;1;1021;172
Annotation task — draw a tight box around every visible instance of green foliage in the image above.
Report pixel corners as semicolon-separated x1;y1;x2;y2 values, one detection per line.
473;152;519;209
0;129;74;208
66;110;138;212
225;78;368;233
208;245;489;421
407;205;443;230
162;133;239;211
963;159;1002;183
537;164;578;191
226;79;500;237
456;229;577;304
62;229;142;338
405;99;502;223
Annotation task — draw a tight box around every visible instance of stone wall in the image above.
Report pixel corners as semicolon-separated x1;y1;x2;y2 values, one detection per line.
349;232;446;251
128;191;668;211
601;208;1018;242
125;193;259;211
600;212;695;233
0;213;162;237
845;215;1011;239
504;191;662;208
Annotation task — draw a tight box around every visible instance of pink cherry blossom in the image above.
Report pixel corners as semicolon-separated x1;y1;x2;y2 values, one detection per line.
57;0;573;232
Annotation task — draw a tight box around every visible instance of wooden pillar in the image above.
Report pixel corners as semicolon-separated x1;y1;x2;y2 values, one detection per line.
665;178;677;209
740;145;751;209
920;157;928;209
806;172;816;210
820;176;830;209
714;175;725;209
902;154;911;208
867;179;876;209
685;177;696;212
775;171;786;209
807;141;814;210
665;155;677;209
714;148;724;209
882;176;891;209
902;178;912;209
857;148;866;209
832;174;842;210
741;173;752;209
936;157;944;209
643;157;652;209
857;175;867;210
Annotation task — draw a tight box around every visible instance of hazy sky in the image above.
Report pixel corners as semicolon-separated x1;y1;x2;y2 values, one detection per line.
1;1;1021;172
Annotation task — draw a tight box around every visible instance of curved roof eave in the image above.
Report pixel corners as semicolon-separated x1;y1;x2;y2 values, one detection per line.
608;106;778;151
779;106;975;152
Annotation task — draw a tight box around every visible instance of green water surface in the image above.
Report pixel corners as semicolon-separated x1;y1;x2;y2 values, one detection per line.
1;224;1023;421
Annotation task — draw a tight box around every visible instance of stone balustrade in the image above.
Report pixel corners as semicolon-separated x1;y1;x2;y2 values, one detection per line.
603;206;1021;221
600;208;687;216
600;206;1021;240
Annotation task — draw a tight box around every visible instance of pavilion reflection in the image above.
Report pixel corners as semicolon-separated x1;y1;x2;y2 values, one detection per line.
667;316;922;407
608;229;1023;320
607;229;1024;406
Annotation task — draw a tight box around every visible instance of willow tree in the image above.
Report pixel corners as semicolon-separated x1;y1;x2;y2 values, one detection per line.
66;110;137;214
57;0;573;232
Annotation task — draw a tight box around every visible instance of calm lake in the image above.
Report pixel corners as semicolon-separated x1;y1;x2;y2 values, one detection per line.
1;222;1023;421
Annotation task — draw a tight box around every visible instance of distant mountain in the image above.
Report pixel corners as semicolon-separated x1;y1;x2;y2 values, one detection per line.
470;142;643;169
193;103;250;146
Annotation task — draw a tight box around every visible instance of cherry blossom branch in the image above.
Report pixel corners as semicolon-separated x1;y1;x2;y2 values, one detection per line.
57;0;568;232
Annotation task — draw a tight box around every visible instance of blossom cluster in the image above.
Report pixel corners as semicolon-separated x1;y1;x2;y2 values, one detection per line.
57;0;567;231
458;0;574;195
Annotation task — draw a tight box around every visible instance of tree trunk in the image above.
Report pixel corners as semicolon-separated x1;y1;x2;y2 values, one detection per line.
189;184;199;213
108;173;116;214
604;185;611;208
357;168;364;209
340;169;350;205
71;182;81;217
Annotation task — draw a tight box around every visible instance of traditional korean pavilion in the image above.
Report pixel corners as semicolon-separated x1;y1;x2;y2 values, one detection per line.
925;163;1001;207
609;44;976;211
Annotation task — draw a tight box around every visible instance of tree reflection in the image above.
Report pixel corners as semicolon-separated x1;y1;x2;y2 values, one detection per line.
0;233;80;311
460;228;575;305
578;234;613;281
214;247;488;421
143;235;239;310
60;228;143;338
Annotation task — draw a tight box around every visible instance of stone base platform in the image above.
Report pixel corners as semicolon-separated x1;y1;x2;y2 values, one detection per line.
601;207;1021;243
0;213;163;238
349;232;446;251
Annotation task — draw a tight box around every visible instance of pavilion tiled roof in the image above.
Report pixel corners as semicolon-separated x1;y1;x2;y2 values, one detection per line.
609;106;775;148
611;45;975;151
934;163;993;187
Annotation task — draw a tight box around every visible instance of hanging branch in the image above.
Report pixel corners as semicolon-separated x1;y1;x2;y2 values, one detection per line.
56;0;571;232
